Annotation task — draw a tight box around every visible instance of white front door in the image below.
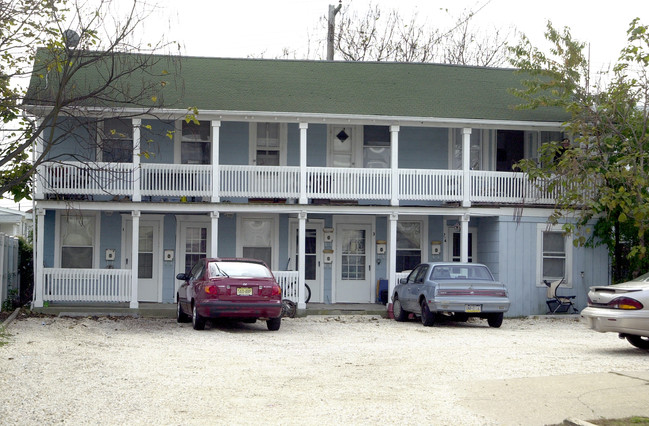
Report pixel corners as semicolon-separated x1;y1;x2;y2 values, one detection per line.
446;227;478;263
336;223;373;302
289;221;323;303
330;126;359;167
123;218;162;302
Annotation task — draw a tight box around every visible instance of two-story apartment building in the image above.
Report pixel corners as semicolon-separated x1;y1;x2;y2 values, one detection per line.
25;54;609;316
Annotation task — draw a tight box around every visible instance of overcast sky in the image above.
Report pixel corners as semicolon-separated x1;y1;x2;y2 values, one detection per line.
3;0;648;210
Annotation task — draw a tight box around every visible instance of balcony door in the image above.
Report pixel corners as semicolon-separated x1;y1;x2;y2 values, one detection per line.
123;216;163;302
329;126;359;168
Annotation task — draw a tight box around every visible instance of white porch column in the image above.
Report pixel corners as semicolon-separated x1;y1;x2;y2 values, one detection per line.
462;127;471;208
33;208;46;307
388;212;398;303
460;213;470;263
210;211;219;257
298;211;307;309
34;119;44;200
390;125;400;206
130;210;140;309
211;120;221;203
299;123;308;204
132;119;141;202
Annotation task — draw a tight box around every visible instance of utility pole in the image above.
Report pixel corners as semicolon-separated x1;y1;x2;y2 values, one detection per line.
327;1;342;60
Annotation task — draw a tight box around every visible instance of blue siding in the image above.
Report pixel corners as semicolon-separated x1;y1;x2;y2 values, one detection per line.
307;124;327;167
217;214;237;257
428;216;444;262
44;210;56;268
47;118;96;161
220;121;249;165
99;212;122;268
399;127;448;169
161;214;176;302
141;120;174;164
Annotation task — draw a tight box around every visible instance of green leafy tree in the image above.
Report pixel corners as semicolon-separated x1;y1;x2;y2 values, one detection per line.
1;0;179;202
510;19;649;281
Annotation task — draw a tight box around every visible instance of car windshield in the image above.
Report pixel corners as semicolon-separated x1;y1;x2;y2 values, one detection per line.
208;261;272;278
432;265;493;281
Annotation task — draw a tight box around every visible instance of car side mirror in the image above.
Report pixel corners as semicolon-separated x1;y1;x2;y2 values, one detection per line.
399;278;407;284
176;273;189;281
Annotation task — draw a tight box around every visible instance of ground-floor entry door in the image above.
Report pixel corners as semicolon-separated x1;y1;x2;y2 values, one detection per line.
446;227;478;263
335;223;373;303
289;221;323;303
123;217;162;302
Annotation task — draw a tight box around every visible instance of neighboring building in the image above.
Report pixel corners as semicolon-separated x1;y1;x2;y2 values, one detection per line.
24;54;609;316
0;206;32;238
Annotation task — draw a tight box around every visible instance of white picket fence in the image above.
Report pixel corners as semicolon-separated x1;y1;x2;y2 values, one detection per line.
0;234;19;309
43;268;132;302
272;271;300;303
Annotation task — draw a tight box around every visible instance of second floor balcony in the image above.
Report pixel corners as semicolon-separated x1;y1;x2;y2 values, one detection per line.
37;161;559;206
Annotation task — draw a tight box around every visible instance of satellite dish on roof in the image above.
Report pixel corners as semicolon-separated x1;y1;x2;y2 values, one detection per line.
63;29;80;48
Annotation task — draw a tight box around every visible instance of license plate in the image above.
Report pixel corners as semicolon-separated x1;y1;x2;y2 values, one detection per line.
465;304;481;313
237;287;253;296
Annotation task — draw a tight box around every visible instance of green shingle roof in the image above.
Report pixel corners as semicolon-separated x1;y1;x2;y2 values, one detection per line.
25;51;568;123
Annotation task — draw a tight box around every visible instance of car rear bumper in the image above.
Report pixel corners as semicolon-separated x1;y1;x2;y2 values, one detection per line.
581;307;649;336
428;297;510;313
196;300;282;319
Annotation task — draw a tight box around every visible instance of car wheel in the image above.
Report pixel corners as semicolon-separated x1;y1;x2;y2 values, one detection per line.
393;297;408;322
626;335;649;349
176;299;190;323
420;300;435;327
487;312;504;328
192;303;206;330
266;317;281;331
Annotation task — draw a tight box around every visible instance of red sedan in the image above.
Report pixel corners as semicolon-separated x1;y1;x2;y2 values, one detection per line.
176;258;283;331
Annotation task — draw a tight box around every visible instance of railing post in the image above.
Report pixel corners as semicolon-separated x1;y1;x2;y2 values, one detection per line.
298;211;306;309
390;125;400;206
460;213;470;263
132;119;141;202
299;123;308;204
388;212;398;304
462;128;471;207
210;211;219;257
33;208;45;307
211;120;221;202
130;210;140;309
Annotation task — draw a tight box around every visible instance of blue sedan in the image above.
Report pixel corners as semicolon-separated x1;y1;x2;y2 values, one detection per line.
391;262;510;327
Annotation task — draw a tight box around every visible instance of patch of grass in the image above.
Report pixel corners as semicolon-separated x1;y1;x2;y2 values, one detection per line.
590;417;649;425
0;325;10;347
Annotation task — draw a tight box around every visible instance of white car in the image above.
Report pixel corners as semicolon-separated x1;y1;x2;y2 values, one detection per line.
581;272;649;349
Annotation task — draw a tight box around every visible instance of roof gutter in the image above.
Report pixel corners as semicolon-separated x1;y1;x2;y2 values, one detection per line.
22;105;566;131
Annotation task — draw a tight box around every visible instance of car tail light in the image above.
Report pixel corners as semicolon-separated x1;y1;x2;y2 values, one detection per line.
271;285;281;296
607;297;644;310
204;285;218;295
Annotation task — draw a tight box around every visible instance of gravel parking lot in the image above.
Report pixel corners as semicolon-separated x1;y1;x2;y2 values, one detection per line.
1;314;648;425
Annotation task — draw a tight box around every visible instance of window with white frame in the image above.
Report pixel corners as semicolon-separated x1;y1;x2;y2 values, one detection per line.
241;217;273;268
397;221;422;272
537;224;572;287
181;121;211;164
254;122;281;166
184;226;208;273
60;214;96;268
101;118;133;163
363;125;390;168
452;128;483;170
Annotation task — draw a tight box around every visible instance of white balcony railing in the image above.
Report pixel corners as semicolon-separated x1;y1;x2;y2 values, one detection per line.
43;268;132;302
42;268;298;304
41;162;559;205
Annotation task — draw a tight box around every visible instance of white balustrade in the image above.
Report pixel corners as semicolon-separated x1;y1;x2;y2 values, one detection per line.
220;165;300;198
399;169;463;201
307;167;391;200
41;162;559;205
141;164;212;197
43;268;132;302
273;271;299;303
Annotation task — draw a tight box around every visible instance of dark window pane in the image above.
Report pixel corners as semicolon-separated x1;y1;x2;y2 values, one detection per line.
396;250;421;272
61;247;93;268
138;253;153;279
243;247;272;268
